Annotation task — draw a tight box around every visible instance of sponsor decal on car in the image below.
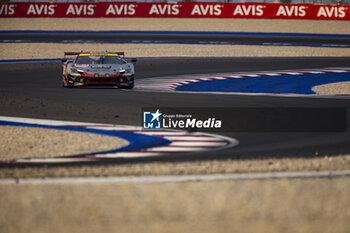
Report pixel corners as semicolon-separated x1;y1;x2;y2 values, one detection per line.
74;64;89;68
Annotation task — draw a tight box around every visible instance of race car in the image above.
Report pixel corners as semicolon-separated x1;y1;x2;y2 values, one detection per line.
61;51;135;88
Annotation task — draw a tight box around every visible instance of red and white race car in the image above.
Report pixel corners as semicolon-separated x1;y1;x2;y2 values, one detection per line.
62;51;136;88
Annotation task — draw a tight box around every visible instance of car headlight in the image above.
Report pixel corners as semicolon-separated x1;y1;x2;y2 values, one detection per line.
119;67;126;73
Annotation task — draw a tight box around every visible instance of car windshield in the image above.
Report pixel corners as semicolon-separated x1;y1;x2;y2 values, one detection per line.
75;55;125;65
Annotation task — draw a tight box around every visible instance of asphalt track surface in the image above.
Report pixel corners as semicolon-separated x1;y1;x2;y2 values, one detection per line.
1;31;350;47
1;57;350;165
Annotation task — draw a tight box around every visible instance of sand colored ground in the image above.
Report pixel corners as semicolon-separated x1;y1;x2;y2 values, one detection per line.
1;18;350;34
1;43;350;60
0;126;129;161
313;81;350;95
0;178;349;233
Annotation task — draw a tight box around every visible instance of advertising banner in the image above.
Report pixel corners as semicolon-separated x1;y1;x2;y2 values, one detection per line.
0;2;349;20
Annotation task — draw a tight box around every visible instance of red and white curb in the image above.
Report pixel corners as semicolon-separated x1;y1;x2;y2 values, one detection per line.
88;126;236;159
135;67;350;95
0;116;238;164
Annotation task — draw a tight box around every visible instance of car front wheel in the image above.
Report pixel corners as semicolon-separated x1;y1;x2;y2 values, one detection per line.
119;76;134;89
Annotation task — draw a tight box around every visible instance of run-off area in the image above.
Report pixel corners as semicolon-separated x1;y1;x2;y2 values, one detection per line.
1;178;349;233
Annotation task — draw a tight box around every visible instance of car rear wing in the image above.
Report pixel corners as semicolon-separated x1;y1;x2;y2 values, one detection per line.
113;52;125;57
64;51;125;58
64;52;81;57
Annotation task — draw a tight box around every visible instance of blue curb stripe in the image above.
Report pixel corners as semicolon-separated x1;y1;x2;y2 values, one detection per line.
0;58;61;63
1;40;349;48
1;30;350;38
175;72;350;95
0;120;171;158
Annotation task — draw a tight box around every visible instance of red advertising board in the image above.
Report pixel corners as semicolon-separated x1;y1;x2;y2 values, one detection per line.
0;2;349;20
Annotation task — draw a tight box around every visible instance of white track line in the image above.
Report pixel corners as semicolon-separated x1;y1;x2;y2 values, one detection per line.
1;170;349;185
94;152;161;158
170;141;227;146
146;147;205;152
167;138;223;142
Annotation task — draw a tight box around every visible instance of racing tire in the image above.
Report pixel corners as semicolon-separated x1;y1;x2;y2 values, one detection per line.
119;76;134;89
63;74;79;88
62;82;77;88
122;83;134;89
